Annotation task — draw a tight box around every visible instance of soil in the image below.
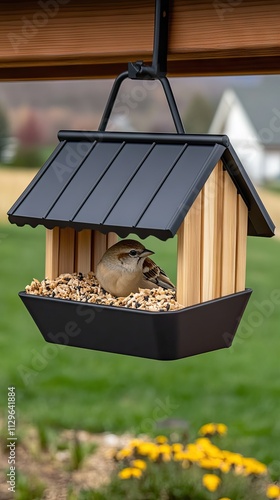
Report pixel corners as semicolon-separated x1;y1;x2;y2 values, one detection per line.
0;424;132;499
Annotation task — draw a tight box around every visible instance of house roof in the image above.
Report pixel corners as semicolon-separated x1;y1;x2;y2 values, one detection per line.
233;77;280;147
8;131;275;240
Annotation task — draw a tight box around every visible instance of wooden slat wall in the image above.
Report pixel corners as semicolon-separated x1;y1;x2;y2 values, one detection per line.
91;232;108;273
107;232;119;250
201;164;220;302
1;0;280;80
92;231;119;272
58;227;75;275
221;172;238;296
177;192;202;307
76;229;92;275
45;227;59;279
214;161;224;298
45;228;117;279
176;162;247;308
235;195;248;292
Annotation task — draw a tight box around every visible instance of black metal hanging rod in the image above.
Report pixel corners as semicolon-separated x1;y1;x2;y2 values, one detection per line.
98;0;185;134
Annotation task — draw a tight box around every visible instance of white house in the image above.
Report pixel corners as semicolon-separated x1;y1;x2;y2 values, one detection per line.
209;79;280;184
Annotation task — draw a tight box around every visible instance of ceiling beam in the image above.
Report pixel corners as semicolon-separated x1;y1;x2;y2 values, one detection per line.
1;0;280;80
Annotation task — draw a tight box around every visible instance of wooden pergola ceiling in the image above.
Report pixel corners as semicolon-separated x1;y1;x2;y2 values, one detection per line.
1;0;280;81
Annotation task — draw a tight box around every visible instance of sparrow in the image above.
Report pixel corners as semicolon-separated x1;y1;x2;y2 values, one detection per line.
96;239;175;297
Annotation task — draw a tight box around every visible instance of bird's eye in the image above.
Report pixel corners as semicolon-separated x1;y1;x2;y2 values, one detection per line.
129;249;137;256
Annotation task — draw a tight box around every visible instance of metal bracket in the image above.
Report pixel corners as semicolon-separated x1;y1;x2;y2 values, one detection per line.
128;0;169;79
98;0;185;134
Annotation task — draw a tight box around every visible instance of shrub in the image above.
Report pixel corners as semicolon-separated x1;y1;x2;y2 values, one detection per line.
80;424;280;500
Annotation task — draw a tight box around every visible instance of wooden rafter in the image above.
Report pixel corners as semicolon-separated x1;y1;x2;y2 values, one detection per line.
1;0;280;81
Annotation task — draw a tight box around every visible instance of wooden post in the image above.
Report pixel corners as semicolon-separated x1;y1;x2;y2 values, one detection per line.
107;232;118;249
177;192;202;307
221;172;237;296
58;227;75;275
45;227;60;279
75;229;92;274
235;194;248;292
92;231;108;272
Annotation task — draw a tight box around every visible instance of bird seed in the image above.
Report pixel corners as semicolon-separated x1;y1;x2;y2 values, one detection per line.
25;272;184;311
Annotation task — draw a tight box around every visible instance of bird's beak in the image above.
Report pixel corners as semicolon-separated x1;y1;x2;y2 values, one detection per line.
140;248;154;258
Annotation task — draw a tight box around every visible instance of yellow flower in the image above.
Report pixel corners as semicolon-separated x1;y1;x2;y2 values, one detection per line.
243;457;267;476
196;439;224;460
137;442;159;461
223;452;244;466
131;459;147;471
202;473;221;492
218;498;232;500
266;484;280;499
129;439;141;448
199;423;228;437
234;465;246;476
130;468;143;478
185;443;205;462
148;448;160;461
158;444;172;462
118;468;131;479
219;461;231;474
173;451;190;462
199;423;216;436
155;435;168;444
199;457;222;470
118;467;142;479
137;442;156;456
196;437;212;448
216;423;228;436
158;444;171;454
116;447;133;460
172;443;184;453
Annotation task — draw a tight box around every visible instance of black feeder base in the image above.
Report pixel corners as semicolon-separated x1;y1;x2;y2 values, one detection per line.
19;289;252;360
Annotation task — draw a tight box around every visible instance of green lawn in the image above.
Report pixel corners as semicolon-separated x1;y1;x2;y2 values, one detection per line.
0;223;279;467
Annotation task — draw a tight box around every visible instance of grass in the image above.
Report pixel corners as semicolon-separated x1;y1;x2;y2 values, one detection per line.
15;472;45;500
263;180;280;195
84;463;268;500
0;223;279;467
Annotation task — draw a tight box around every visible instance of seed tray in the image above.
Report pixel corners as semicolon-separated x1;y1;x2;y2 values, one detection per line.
19;288;252;360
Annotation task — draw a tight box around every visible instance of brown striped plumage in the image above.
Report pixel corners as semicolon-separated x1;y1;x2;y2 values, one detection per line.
96;239;175;297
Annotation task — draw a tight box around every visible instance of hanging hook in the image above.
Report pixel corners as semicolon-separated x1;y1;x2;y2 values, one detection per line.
98;0;185;134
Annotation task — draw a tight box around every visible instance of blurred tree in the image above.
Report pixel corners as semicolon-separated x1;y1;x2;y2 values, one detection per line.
183;94;215;134
0;105;9;161
16;110;45;147
10;109;46;168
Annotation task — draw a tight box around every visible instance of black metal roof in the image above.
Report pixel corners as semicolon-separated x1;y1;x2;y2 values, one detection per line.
8;131;275;240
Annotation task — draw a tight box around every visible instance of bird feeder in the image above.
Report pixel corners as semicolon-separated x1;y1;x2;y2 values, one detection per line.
8;0;275;360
